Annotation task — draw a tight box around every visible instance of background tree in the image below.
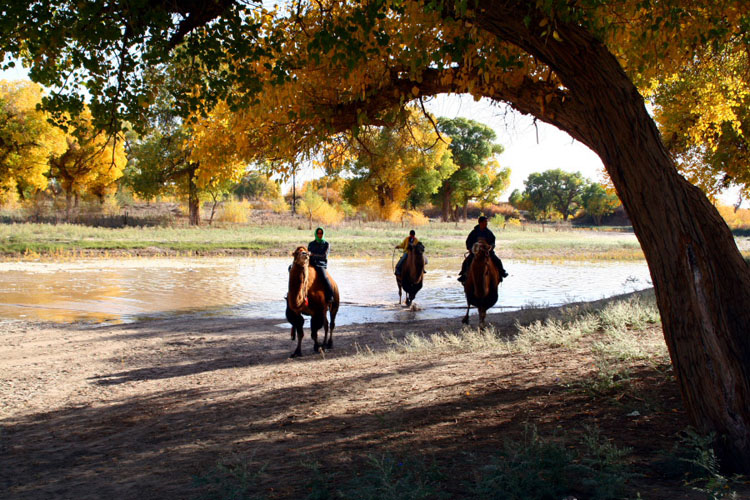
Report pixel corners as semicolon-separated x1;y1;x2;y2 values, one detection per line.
581;183;621;226
523;169;587;222
436;117;505;221
0;80;65;203
233;171;282;202
344;109;450;220
49;111;126;217
5;0;750;470
126;92;246;225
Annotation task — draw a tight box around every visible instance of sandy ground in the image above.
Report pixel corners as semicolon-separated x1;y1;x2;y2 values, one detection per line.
0;296;740;499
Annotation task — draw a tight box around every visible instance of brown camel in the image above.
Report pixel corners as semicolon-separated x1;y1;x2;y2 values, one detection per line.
286;246;340;358
461;239;500;326
396;241;425;306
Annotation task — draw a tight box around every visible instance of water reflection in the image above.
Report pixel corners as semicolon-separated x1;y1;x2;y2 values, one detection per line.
0;257;652;325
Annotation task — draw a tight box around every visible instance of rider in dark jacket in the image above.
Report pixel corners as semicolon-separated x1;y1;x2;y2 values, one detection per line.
458;216;508;282
308;227;334;302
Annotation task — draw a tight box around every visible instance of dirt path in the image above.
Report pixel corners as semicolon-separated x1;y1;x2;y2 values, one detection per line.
0;299;725;499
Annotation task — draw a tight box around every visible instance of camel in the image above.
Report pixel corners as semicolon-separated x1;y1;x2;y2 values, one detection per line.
461;239;500;326
286;246;340;358
396;241;425;306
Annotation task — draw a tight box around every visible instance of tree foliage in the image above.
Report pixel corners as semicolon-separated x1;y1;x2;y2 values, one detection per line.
436;117;508;221
581;183;621;225
0;80;65;203
49;111;126;211
523;169;587;221
647;24;750;204
344;108;451;220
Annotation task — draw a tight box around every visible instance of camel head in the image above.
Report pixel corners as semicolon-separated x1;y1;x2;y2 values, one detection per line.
292;246;310;267
412;242;425;256
472;239;491;258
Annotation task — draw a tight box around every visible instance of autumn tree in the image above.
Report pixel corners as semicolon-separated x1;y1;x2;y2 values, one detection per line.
5;0;750;470
649;37;750;206
0;80;65;203
126;93;246;225
344;108;452;220
49;111;126;217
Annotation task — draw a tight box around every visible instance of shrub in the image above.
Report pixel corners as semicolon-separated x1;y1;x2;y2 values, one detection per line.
402;210;429;227
297;191;344;226
216;200;250;223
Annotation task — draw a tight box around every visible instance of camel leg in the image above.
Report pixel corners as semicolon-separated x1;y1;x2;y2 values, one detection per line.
326;300;337;350
397;279;403;305
291;325;304;358
479;308;487;326
311;314;324;353
322;311;330;350
286;308;305;357
462;297;471;324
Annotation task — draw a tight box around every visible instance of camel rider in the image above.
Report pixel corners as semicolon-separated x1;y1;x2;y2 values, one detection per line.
308;227;334;303
457;216;509;282
394;230;419;276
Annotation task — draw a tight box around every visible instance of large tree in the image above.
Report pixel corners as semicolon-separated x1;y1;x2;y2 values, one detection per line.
437;117;506;221
3;0;750;471
49;111;127;216
523;169;587;221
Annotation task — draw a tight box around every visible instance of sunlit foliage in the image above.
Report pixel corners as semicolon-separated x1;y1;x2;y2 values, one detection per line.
0;80;65;203
343;108;452;221
48;111;126;211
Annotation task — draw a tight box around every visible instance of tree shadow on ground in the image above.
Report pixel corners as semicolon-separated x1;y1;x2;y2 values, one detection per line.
2;358;707;500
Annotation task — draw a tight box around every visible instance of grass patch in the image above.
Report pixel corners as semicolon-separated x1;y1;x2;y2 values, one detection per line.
655;428;746;499
470;425;633;500
0;219;647;260
192;426;635;500
375;291;662;360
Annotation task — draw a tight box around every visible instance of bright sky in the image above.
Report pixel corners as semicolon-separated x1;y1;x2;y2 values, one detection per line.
424;94;607;199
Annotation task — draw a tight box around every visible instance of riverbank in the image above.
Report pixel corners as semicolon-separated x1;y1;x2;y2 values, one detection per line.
0;219;649;261
2;289;746;499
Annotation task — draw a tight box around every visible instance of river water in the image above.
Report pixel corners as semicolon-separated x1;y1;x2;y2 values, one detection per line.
0;257;652;326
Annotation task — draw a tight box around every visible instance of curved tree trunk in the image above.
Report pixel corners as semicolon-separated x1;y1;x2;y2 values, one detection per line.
473;2;750;471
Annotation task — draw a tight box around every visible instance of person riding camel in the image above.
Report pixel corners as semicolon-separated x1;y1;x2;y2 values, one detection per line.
457;216;509;282
394;230;419;276
308;227;334;303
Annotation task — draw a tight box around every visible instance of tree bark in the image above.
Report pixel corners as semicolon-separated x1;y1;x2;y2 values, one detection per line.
474;1;750;471
187;165;200;226
441;187;452;222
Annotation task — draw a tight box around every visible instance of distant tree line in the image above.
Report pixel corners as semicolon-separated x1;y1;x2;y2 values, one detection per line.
509;169;621;225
